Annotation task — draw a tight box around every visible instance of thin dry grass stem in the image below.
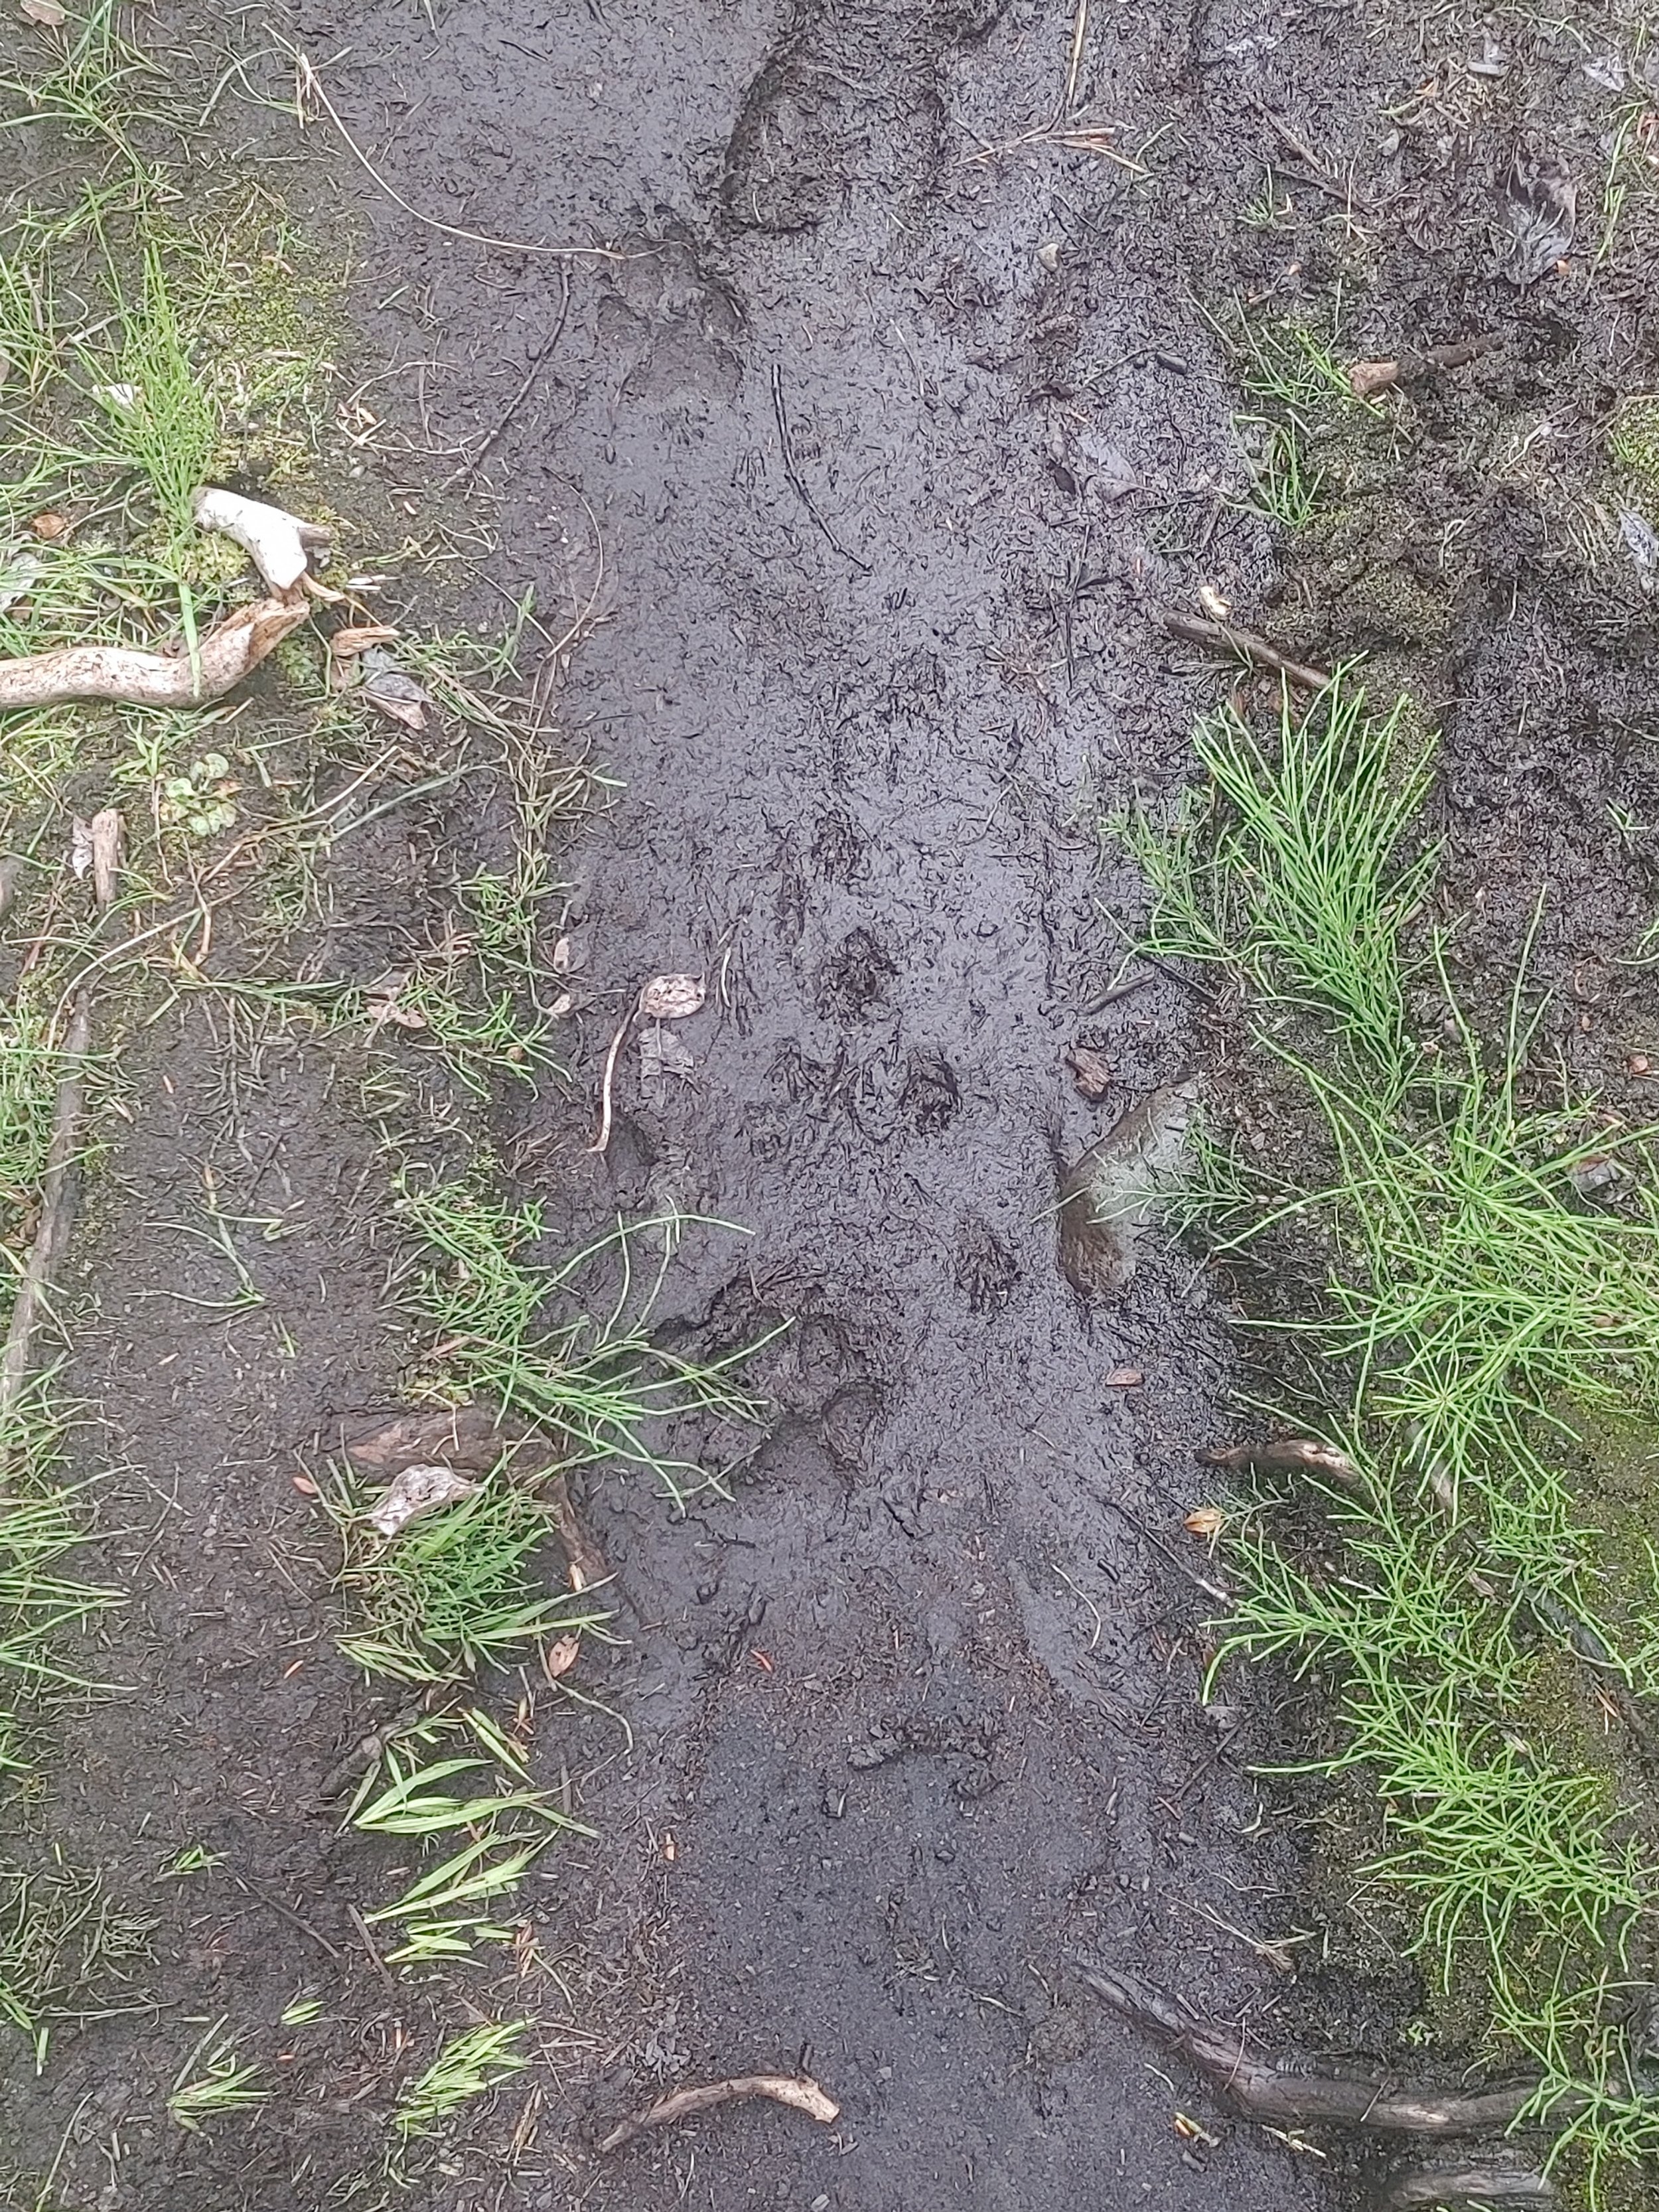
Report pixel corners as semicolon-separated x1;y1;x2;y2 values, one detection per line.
288;48;622;263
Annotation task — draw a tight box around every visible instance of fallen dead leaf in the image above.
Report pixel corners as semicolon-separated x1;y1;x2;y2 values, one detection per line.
19;0;67;26
329;623;400;658
638;972;705;1020
0;551;42;617
640;1023;695;1084
1185;1507;1226;1540
360;646;433;731
541;1632;581;1681
1067;1043;1112;1101
1105;1366;1143;1388
29;510;68;540
368;1462;481;1538
292;1474;319;1497
365;974;427;1034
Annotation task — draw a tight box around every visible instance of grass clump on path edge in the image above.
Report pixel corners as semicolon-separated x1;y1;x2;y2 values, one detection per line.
1123;675;1659;2204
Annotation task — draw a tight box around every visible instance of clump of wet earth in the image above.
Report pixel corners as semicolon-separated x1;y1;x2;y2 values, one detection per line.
7;1;1659;2209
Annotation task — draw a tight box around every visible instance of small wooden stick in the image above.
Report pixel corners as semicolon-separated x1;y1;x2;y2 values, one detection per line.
1161;611;1332;692
1348;338;1495;400
0;810;123;1439
599;2073;839;2154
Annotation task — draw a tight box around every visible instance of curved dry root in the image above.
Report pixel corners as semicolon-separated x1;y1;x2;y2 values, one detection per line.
0;594;310;710
1378;2162;1556;2207
1071;1960;1563;2135
0;488;327;711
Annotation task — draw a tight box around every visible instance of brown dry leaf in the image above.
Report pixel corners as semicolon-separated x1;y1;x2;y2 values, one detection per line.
1067;1043;1112;1101
292;1474;319;1497
368;1463;480;1538
638;972;705;1020
1348;359;1400;400
19;1;67;27
329;623;400;658
30;510;68;540
1185;1507;1226;1540
640;1023;695;1084
360;646;433;731
542;1633;581;1681
365;975;427;1034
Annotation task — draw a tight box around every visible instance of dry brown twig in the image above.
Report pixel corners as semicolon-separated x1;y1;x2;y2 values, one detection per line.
289;48;620;264
1161;611;1332;692
960;0;1145;174
599;2075;840;2155
1348;337;1496;400
0;810;123;1436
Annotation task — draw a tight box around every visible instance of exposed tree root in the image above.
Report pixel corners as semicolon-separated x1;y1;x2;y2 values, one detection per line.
191;488;332;593
1072;1962;1561;2135
1198;1436;1374;1503
0;594;309;710
1377;2162;1556;2207
0;486;330;709
0;810;122;1439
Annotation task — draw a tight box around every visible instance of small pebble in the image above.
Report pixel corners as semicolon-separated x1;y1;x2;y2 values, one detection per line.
1630;1055;1651;1075
1036;240;1061;271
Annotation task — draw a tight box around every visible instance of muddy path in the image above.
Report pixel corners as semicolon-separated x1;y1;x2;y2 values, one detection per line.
239;5;1328;2208
10;0;1658;2205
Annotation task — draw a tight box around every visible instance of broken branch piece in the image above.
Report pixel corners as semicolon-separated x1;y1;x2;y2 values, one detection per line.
599;2074;840;2155
193;486;332;594
1348;337;1496;401
0;595;311;711
1161;612;1331;692
1071;1960;1561;2134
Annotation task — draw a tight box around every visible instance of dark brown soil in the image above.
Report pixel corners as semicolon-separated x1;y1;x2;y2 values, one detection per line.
7;2;1659;2209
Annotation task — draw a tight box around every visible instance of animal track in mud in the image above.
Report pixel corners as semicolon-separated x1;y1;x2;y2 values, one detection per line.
812;806;867;884
954;1213;1017;1312
901;1047;960;1134
719;0;1007;234
817;925;897;1021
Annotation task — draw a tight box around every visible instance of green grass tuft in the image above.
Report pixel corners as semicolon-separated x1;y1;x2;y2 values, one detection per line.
393;2020;532;2144
325;1458;605;1686
1135;672;1659;2201
1120;676;1436;1076
390;1167;768;1502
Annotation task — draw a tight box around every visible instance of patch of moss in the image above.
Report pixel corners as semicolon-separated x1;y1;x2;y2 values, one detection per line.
1610;395;1659;524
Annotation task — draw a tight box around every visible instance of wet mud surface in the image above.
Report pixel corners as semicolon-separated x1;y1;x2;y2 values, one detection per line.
11;0;1659;2207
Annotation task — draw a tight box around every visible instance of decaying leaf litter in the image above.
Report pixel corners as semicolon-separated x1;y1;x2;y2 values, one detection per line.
8;0;1659;2210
